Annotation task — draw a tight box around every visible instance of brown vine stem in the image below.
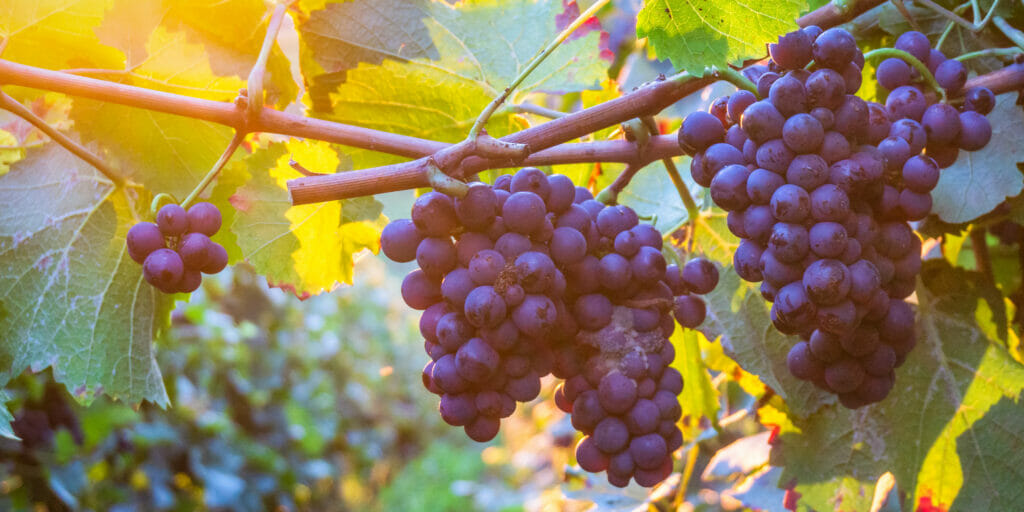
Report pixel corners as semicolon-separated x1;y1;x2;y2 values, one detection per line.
0;90;123;186
246;0;294;123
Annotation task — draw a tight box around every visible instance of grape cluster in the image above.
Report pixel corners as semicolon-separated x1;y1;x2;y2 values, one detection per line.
679;27;994;408
127;202;228;293
381;167;719;487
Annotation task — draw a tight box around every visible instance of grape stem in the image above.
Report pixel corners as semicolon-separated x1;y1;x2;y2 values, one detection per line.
466;0;609;141
180;132;245;209
708;66;759;97
862;48;945;100
504;103;569;119
0;90;123;186
993;16;1024;52
245;1;294;124
955;47;1024;62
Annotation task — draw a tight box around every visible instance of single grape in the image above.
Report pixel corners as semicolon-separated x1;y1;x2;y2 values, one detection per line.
502;192;547;234
802;25;823;40
740;101;786;143
805;69;846;110
678;111;725;156
769;74;807;117
744;205;776;244
143;248;185;293
464;286;507;328
510;167;551;200
761;248;804;287
866;102;892;144
126;222;165;264
812;28;858;69
771;184;811;223
783;113;825;153
549;227;587;266
787;154;829;192
692;143;745;187
819;131;852;164
963;87;995;114
185;202;222;237
886;86;928;121
889;118;928;154
401;269;441;310
708;95;731;126
921;103;961;145
841;62;863;94
755;138;796;174
177;270;202;293
876;58;911;90
380;219;423;263
902;155;940;193
757;72;781;99
877;222;915;259
824;358;865;393
927;48;946;73
899;189;932;220
734;239;765;282
769;222;810;263
201;243;228;274
727;90;758;124
682;258;718;294
769;29;813;69
598;253;632;290
156;204;188;237
787;342;824;380
673;295;706;327
834;95;869;141
803;259;851;305
631;246;667;284
958;111;992;151
747;168;786;204
934;59;967;94
515;251;557;293
576;437;610;472
878;136;912;171
809;222;848;258
177;232;211;269
775;281;817;326
894;31;931;64
710;164;751;211
455;184;498;231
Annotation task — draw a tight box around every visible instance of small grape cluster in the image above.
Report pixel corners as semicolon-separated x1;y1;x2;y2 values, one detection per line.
678;27;994;408
380;167;719;487
126;202;228;294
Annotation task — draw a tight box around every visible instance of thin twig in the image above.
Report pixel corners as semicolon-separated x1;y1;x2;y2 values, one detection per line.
914;0;977;31
993;16;1024;51
246;1;293;123
955;47;1024;62
466;0;610;140
0;91;123;185
506;102;569;118
289;158;326;177
935;2;972;50
180;132;245;209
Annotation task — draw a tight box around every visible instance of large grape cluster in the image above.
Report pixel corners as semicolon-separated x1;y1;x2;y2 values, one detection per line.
679;27;994;408
380;167;719;487
127;202;229;294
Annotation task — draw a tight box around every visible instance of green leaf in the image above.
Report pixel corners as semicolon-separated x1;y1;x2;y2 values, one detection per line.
299;0;606;131
618;158;707;234
931;96;1024;224
0;144;171;406
230;141;387;298
670;327;719;433
773;261;1024;511
0;390;14;440
636;0;807;75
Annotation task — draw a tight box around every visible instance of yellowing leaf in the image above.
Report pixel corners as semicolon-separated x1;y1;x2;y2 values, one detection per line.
0;0;122;71
231;141;386;298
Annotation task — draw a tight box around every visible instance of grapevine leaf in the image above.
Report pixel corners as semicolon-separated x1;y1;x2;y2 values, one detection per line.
931;95;1024;223
0;0;123;72
230;141;387;298
670;327;719;434
299;0;606;126
0;144;171;406
636;0;807;76
618;157;707;234
0;129;22;176
773;261;1024;511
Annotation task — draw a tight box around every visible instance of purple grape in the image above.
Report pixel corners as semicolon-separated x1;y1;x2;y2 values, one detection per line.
899;189;932;220
710;164;751;211
708;95;730;126
598;253;632;290
576;437;610;472
156;204;188;237
825;359;865;393
510;167;551;200
727;90;758;124
963;87;995;114
682;258;718;294
455;337;500;381
126;222;165;264
756;138;796;174
787;342;824;380
805;69;846;110
631;246;667;284
201;243;228;274
747;168;786;204
769;74;807;117
734;239;765;282
757;72;781;99
769;29;813;69
927;48;946;73
886;86;928;121
771;184;811;223
515;251;557;293
866;102;892;144
877;58;911;90
902;155;940;193
412;192;457;237
783;114;825;154
809;222;848;258
673;295;706;327
186;202;222;236
934;59;966;94
769;222;810;263
455;184;498;231
511;294;557;337
401;269;441;310
834;95;869;141
380;219;423;263
550;227;587;265
921;103;961;145
741;101;786;143
803;259;851;305
143;248;185;293
812;28;858;69
502;192;547;234
878;136;912;171
819;131;852;164
958;111;992;151
889;118;928;154
464;286;507;328
787;154;829;191
178;232;211;269
678;111;725;155
894;31;931;64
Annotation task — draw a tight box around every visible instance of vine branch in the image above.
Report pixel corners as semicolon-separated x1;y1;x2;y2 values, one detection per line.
0;90;123;186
